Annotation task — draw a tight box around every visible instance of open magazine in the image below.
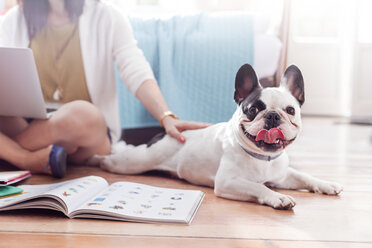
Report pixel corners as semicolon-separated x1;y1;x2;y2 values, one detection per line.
0;176;204;224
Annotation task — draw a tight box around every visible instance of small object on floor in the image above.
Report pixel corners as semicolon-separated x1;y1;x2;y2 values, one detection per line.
0;186;23;197
0;171;31;186
47;145;67;178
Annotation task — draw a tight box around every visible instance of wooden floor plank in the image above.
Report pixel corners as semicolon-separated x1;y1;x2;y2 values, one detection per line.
0;233;371;248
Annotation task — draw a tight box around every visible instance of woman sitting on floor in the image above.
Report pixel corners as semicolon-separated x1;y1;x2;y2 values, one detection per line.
0;0;208;178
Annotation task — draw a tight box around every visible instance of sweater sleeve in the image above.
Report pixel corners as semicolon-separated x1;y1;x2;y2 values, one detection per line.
0;8;16;46
0;6;29;48
110;7;155;95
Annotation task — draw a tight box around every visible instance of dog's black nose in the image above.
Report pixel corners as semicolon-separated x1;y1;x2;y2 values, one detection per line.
264;111;281;129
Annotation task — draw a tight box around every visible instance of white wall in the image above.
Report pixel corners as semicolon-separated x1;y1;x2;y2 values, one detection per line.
287;0;372;117
351;0;372;117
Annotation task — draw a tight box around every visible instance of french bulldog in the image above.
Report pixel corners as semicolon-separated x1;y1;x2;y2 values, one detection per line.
100;64;343;210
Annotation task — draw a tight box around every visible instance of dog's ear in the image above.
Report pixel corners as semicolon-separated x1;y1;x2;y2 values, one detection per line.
234;64;261;104
280;65;305;106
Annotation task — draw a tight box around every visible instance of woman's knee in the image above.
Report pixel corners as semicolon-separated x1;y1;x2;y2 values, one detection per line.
51;101;107;141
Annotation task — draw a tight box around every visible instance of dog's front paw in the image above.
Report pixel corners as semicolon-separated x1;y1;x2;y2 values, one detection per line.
258;192;296;210
310;181;343;195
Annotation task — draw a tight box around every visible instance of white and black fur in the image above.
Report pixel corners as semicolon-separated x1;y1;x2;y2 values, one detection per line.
100;64;343;210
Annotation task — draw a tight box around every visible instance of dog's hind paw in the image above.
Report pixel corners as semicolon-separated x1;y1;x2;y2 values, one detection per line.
310;181;343;195
85;155;105;166
99;155;118;172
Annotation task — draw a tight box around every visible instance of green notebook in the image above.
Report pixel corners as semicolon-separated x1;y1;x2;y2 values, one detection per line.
0;186;23;197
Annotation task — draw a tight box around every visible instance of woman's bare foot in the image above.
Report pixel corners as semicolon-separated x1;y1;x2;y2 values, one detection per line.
19;146;53;175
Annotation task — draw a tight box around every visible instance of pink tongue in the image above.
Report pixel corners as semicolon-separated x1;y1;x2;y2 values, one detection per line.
255;128;284;144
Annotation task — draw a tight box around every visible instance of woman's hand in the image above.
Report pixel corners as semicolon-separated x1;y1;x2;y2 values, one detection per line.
135;80;211;142
162;116;211;143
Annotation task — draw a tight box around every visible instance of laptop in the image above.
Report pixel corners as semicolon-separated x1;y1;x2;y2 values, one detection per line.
0;47;48;119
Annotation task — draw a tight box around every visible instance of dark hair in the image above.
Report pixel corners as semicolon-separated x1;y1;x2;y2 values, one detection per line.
21;0;85;40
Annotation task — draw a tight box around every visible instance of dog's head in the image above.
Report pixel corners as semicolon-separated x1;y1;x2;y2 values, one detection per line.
233;64;304;155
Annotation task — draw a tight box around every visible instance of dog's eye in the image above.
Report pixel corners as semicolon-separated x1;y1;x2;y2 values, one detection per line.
248;106;258;114
286;106;295;115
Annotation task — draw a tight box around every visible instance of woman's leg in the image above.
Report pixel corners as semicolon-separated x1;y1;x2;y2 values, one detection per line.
0;116;51;174
13;100;111;164
0;116;28;137
0;131;52;174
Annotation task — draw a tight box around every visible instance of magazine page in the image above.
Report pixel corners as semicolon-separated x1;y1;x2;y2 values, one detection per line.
0;180;69;210
71;181;205;223
0;176;108;214
43;176;108;214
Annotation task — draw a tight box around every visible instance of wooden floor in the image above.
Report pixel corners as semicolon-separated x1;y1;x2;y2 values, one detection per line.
0;117;372;248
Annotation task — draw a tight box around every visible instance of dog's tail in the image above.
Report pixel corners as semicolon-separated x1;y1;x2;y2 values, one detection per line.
100;135;180;175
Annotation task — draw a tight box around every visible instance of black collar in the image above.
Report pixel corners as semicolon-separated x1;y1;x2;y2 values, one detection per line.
240;146;283;162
